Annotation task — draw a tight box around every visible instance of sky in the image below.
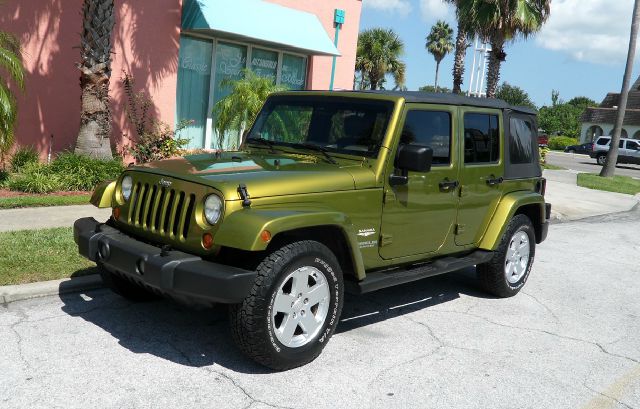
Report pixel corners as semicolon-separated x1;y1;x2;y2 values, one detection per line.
359;0;640;107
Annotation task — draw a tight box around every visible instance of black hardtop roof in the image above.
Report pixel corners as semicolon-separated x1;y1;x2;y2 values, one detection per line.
362;90;537;114
281;90;537;115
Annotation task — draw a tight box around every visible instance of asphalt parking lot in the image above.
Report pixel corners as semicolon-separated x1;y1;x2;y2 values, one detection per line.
2;209;640;409
546;151;640;178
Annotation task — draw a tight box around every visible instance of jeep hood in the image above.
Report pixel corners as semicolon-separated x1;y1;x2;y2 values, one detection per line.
133;151;377;200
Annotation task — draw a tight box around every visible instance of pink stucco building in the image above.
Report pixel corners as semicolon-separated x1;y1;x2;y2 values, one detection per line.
3;0;362;158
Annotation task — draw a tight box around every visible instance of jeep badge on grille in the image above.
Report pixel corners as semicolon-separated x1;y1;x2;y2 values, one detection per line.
158;178;172;188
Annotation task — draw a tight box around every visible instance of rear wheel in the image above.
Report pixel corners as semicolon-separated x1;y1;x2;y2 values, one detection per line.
229;240;344;370
597;154;607;165
477;214;535;298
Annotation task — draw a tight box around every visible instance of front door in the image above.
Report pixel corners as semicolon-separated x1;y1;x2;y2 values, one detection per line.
455;109;504;246
379;105;459;260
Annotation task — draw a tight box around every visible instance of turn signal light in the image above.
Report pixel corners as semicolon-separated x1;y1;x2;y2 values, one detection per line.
202;233;214;249
260;230;272;243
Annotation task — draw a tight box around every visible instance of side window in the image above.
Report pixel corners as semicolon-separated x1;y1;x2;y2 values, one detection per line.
509;117;535;164
464;113;500;164
596;137;610;146
627;140;639;150
620;140;625;149
400;110;452;165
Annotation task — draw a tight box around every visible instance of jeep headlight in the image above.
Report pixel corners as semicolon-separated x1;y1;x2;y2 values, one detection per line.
203;195;222;225
121;176;133;201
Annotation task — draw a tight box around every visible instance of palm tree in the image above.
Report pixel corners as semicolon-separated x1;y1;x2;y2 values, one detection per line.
0;31;25;165
445;0;471;94
355;28;406;90
601;0;640;177
214;70;287;150
75;0;115;159
426;21;454;93
459;0;550;98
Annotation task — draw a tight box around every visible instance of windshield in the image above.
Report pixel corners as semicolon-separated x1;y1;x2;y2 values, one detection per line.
247;96;395;158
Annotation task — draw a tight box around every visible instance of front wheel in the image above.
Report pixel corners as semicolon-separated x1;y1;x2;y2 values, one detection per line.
229;240;344;370
477;214;536;298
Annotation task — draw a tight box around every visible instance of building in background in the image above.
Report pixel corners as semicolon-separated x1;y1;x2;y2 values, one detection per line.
3;0;361;159
580;76;640;143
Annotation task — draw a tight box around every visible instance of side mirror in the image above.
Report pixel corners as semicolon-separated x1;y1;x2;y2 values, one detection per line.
389;144;433;186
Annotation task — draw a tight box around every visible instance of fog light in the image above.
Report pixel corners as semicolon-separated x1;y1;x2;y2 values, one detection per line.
113;207;121;220
260;230;272;243
202;233;214;249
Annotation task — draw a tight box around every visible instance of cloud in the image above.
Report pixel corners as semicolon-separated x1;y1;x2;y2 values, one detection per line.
363;0;412;16
419;0;451;20
536;0;636;64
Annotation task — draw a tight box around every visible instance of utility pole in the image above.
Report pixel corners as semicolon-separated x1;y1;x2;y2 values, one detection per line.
329;9;345;91
600;0;640;177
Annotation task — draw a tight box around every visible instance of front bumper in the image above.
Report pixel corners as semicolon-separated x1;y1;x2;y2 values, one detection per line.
73;217;256;304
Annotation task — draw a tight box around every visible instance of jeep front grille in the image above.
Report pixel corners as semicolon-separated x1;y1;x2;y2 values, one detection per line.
126;182;196;240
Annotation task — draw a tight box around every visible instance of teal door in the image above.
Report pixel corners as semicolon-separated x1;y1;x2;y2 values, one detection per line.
176;35;213;149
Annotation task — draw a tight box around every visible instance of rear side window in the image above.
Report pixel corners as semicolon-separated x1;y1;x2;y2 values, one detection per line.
400;110;451;165
464;113;500;164
596;137;611;146
627;140;639;150
509;117;535;164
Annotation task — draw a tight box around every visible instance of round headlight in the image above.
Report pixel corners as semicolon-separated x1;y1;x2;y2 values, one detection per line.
121;176;133;201
204;195;222;225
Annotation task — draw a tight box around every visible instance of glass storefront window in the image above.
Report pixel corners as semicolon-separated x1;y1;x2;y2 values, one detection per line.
212;42;248;150
281;54;307;90
176;36;213;149
250;48;278;83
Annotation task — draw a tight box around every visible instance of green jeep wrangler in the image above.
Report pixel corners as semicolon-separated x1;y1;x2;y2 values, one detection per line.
74;91;550;370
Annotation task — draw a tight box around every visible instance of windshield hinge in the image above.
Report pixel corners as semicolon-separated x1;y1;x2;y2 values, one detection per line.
238;184;251;207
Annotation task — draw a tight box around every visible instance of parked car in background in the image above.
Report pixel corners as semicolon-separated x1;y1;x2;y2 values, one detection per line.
564;142;593;155
590;136;640;165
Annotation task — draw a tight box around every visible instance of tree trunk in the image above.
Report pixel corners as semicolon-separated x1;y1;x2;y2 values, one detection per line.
486;37;505;98
434;61;440;92
600;0;640;177
75;0;115;159
452;22;467;94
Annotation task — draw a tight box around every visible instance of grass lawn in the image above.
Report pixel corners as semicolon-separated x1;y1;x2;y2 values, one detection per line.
0;227;97;286
0;193;90;209
577;173;640;195
542;163;565;170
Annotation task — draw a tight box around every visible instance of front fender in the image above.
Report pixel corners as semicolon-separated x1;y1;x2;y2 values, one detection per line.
478;191;545;251
214;208;366;279
90;180;116;208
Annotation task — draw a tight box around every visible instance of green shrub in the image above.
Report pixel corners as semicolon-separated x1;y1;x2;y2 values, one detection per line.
10;145;39;173
128;120;190;163
50;152;125;191
0;169;9;188
548;136;578;150
539;147;550;164
8;163;63;193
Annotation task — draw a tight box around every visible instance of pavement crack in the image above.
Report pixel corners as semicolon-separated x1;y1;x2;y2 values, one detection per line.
582;381;635;409
521;291;561;323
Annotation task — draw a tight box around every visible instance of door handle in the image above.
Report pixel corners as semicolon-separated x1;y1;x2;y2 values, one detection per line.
439;180;459;191
486;176;504;186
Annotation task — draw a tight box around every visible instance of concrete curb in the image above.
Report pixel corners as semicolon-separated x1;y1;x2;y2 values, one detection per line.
0;274;103;304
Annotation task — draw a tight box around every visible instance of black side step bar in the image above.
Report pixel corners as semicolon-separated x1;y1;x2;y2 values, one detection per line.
347;250;494;294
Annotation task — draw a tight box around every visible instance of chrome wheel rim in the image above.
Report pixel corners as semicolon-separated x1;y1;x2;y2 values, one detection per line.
271;266;330;348
504;231;530;284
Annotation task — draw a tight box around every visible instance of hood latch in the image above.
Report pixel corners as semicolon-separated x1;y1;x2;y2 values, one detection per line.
238;184;252;207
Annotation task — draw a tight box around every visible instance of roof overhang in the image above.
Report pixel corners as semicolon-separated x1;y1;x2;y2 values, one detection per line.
181;0;341;57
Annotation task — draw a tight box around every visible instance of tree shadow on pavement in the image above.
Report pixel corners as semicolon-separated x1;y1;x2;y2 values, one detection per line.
58;267;491;374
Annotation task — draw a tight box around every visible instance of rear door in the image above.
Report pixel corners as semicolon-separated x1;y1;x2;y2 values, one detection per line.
379;104;459;259
455;108;504;246
625;140;640;164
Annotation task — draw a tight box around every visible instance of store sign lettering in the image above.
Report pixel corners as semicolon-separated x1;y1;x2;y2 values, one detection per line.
180;55;208;74
251;57;277;70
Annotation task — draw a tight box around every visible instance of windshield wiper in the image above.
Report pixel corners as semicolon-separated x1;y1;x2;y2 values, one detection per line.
245;137;276;153
299;143;338;165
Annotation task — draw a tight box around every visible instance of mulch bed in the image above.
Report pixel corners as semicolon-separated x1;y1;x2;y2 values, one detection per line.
0;189;90;198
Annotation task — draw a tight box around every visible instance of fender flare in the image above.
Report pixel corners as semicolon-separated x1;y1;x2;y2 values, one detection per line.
214;208;366;279
478;191;545;251
90;180;116;208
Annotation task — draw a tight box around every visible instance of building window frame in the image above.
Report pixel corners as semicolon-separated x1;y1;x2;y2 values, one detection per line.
179;32;310;149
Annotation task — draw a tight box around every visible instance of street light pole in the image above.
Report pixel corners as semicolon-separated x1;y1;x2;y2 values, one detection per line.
329;9;345;91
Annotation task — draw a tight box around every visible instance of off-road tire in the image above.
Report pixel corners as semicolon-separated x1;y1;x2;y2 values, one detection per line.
98;265;159;302
229;240;344;371
477;214;535;298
